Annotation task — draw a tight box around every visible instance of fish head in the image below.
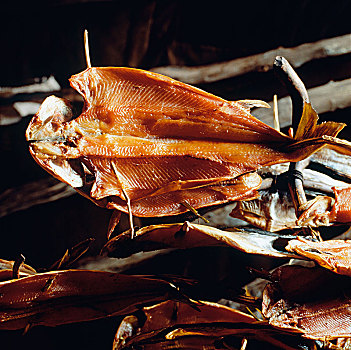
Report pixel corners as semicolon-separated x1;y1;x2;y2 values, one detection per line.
26;95;84;188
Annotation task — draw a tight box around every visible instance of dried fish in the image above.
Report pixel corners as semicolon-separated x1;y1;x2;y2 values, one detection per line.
101;222;299;259
230;190;297;232
265;286;351;339
0;270;189;330
230;179;351;232
262;265;351;340
114;299;255;349
310;146;351;183
114;300;301;350
329;186;351;223
26;67;347;217
298;186;351;226
286;237;351;276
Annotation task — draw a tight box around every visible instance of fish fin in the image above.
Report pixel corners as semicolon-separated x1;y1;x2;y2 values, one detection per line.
107;173;261;217
69;67;288;144
107;210;122;240
29;151;83;188
236;99;271;110
87;157;238;202
295;102;345;140
88;159;123;199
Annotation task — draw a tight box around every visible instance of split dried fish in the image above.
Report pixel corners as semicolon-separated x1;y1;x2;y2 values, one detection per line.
310;146;351;183
262;265;351;340
26;67;347;217
286;237;351;276
230;190;297;232
101;222;299;259
114;299;302;350
114;300;256;349
0;270;188;330
230;179;351;232
298;186;351;226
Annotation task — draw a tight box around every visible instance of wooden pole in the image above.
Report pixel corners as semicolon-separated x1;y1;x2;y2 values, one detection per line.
152;34;351;84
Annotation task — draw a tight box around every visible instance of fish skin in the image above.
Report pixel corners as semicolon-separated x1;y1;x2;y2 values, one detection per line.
103;173;261;216
262;265;351;339
297;186;351;227
113;300;256;350
268;292;351;339
0;270;182;330
26;67;345;217
330;186;351;223
101;221;297;259
286;237;351;276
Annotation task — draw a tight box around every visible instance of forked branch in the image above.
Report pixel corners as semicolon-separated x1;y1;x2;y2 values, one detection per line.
273;56;308;216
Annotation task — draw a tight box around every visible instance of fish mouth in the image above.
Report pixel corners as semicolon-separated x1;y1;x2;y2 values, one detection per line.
26;95;75;142
26;95;85;188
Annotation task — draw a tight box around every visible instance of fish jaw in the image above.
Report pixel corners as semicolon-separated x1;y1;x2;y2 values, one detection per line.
26;95;74;142
26;95;84;188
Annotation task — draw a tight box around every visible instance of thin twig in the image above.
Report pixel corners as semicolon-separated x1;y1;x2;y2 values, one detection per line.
84;29;92;69
22;323;32;336
240;338;248;350
123;189;134;239
180;201;210;223
273;94;280;131
111;163;135;239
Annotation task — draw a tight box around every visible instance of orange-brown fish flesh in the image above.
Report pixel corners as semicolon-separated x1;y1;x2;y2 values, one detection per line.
26;67;345;216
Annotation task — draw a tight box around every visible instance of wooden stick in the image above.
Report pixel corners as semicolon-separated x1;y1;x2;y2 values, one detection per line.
240;338;248;350
111;162;135;239
273;94;280;131
273;56;308;219
274;57;323;240
84;29;92;69
273;56;309;131
123;190;134;239
253;78;351;128
151;34;351;84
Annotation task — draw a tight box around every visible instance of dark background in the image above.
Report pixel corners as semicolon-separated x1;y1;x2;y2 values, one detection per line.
1;0;351;87
0;0;350;348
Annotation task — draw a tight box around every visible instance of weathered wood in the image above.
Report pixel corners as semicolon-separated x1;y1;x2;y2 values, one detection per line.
151;34;351;84
273;56;308;223
0;177;76;218
0;76;60;99
0;105;22;126
253;78;351;128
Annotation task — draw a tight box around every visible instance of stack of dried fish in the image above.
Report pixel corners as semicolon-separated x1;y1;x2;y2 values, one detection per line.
1;55;348;349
